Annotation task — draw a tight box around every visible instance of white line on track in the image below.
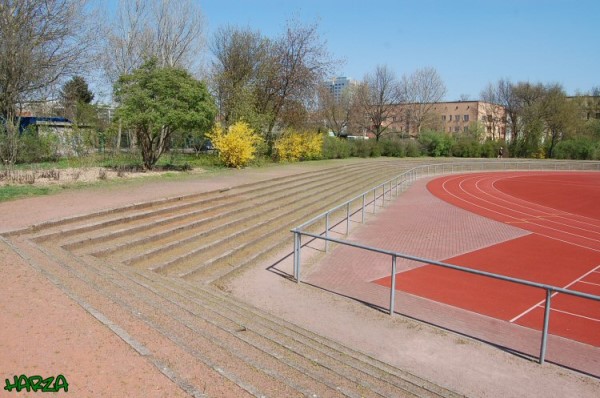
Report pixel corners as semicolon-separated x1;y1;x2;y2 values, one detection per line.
509;264;600;323
543;306;600;323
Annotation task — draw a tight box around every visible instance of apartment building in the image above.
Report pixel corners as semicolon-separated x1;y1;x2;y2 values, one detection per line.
385;100;507;140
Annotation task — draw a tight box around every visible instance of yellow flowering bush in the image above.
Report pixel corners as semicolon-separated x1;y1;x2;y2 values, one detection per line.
274;130;324;162
207;121;263;168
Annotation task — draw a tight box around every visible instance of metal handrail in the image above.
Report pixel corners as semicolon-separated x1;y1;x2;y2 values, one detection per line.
291;159;600;365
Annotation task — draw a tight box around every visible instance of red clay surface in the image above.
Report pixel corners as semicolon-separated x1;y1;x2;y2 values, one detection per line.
375;172;600;347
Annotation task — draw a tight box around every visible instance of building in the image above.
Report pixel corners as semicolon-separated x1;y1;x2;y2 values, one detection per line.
568;95;600;121
385;100;507;140
328;77;356;102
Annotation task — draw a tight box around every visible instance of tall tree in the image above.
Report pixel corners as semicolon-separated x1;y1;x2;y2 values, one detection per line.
208;19;334;148
354;65;402;141
59;76;95;123
536;84;580;157
317;82;355;137
0;0;95;164
256;20;334;145
114;59;216;169
479;82;507;140
209;26;268;129
101;0;205;83
400;67;447;134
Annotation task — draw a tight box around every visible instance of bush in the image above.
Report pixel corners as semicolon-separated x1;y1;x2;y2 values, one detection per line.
418;131;453;157
321;136;352;159
380;139;406;157
352;139;381;158
451;136;481;158
553;137;600;160
273;130;323;162
16;129;61;163
480;140;502;158
207;121;262;168
404;139;423;157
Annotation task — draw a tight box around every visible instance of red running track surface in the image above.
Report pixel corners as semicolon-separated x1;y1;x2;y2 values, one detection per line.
375;172;600;347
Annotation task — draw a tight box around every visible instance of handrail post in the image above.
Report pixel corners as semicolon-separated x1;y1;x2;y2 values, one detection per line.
540;289;553;364
373;188;376;213
389;255;397;315
362;193;366;223
293;230;301;283
325;212;330;252
346;202;350;235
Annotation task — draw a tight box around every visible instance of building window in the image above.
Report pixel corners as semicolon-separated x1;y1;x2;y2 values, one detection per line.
463;115;469;122
448;127;452;133
442;115;446;121
448;115;452;121
464;126;469;133
455;115;460;122
454;126;460;132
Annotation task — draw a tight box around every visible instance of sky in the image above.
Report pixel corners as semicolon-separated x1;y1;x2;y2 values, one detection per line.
104;0;600;101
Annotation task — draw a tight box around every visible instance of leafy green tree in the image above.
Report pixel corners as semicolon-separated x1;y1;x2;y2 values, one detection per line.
59;76;96;125
114;59;216;169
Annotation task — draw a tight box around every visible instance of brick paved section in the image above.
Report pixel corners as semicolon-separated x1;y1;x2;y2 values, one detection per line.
303;177;600;377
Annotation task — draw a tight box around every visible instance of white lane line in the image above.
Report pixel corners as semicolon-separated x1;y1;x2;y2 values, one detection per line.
510;264;600;323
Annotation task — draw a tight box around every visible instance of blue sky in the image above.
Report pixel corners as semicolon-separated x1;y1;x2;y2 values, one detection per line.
105;0;599;100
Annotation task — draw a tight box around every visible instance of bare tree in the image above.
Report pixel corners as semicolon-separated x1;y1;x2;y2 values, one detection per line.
102;0;205;83
0;0;95;164
400;67;447;134
479;82;506;140
317;82;355;136
256;20;335;144
150;0;206;70
209;26;268;128
101;0;153;86
354;65;402;141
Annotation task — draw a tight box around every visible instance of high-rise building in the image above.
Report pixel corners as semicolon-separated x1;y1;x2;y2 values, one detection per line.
328;77;355;101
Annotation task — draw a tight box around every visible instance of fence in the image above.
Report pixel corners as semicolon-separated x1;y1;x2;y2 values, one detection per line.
291;159;600;365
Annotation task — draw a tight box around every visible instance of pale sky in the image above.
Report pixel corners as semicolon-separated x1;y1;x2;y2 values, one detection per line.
103;0;600;101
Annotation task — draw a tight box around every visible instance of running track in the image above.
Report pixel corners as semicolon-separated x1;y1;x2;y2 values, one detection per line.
376;172;600;347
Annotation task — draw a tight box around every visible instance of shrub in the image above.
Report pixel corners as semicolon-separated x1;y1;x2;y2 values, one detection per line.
207;121;262;168
17;129;61;163
273;130;323;162
404;139;422;157
380;138;406;157
352;139;381;158
553;137;600;160
418;131;453;157
321;136;352;159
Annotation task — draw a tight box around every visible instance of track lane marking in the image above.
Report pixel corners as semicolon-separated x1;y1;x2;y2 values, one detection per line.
509;264;600;323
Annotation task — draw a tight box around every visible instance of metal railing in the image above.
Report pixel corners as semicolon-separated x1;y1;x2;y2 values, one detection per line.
291;159;600;365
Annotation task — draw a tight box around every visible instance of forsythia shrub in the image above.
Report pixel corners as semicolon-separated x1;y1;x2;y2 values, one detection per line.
274;130;323;162
208;121;262;168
